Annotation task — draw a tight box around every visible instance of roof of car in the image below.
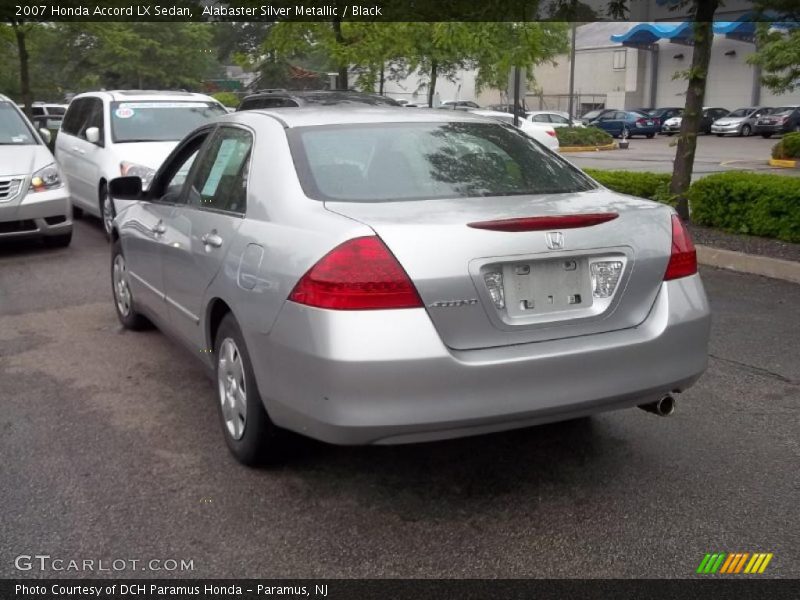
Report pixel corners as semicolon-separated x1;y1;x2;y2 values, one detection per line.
239;90;400;107
72;90;217;102
0;94;11;102
223;106;499;129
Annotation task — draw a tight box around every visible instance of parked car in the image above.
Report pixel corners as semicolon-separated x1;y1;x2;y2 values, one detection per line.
711;107;773;137
578;108;613;125
440;100;481;109
238;90;401;111
55;90;226;237
526;111;584;128
107;107;710;465
660;107;729;135
754;105;800;138
0;94;72;247
590;110;659;138
647;107;683;132
18;102;68;118
469;109;560;150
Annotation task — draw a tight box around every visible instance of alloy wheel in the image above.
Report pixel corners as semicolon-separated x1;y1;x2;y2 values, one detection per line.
218;338;247;441
102;192;114;236
112;254;132;317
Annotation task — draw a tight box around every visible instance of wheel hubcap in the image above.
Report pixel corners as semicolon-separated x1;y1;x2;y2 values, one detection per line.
217;338;247;440
112;254;132;317
103;194;114;235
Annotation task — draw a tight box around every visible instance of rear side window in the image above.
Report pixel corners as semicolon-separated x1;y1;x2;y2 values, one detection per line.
186;127;252;214
289;121;596;203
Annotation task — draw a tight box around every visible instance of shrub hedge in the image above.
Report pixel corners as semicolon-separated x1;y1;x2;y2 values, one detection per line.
584;168;675;205
688;172;800;243
771;132;800;159
556;126;613;147
212;91;239;108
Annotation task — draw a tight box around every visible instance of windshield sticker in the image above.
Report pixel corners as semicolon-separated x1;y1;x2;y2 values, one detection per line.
118;102;209;110
115;107;135;119
11;136;26;143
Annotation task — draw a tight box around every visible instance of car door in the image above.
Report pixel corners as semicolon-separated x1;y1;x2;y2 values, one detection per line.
161;125;253;347
68;97;106;215
55;98;92;207
120;130;211;317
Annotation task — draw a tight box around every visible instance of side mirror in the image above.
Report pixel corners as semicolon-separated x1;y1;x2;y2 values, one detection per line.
85;127;100;144
39;128;51;145
109;176;143;201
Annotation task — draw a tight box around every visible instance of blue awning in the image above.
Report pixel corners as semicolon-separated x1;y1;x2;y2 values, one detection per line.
610;22;694;46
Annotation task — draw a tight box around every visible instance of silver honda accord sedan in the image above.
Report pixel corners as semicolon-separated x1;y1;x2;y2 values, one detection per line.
108;107;711;465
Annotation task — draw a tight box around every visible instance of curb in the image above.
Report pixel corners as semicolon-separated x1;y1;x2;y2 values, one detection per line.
696;245;800;284
559;142;617;153
768;157;797;168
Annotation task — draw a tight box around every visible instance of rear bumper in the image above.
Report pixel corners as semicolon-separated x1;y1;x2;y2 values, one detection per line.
252;274;711;445
0;187;72;240
753;124;787;134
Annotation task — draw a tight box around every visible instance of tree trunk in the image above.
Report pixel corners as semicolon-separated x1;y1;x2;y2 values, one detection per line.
331;18;348;90
12;22;32;118
379;64;385;95
427;60;438;107
670;2;719;221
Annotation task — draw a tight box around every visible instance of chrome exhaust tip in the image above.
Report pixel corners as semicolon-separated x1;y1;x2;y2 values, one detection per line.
638;395;675;417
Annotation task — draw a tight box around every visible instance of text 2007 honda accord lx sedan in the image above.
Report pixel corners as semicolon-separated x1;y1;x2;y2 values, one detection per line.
108;107;710;465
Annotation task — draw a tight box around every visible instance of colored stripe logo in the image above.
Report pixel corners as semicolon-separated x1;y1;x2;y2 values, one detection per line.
696;552;773;574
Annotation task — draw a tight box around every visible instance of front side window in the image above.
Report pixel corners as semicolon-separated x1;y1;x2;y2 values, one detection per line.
0;102;37;145
110;101;226;143
187;127;252;214
289;121;596;203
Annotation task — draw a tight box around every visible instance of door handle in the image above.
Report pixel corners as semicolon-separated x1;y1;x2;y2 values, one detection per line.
201;232;223;248
151;221;166;235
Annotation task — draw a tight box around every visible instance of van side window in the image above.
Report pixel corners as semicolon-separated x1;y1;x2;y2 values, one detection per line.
61;98;90;136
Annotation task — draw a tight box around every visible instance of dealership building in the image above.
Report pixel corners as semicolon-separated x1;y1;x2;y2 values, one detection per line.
524;18;800;116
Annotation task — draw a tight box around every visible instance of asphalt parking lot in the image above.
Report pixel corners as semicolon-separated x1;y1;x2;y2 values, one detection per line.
567;133;799;178
1;218;798;579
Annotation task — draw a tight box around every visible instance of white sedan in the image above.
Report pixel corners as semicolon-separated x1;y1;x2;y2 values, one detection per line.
469;109;560;151
526;111;584;128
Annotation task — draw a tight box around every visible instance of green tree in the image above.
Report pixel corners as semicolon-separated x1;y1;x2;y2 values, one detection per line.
749;1;800;94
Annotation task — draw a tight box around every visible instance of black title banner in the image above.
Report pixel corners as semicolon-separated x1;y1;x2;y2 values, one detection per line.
3;579;800;600
2;0;796;22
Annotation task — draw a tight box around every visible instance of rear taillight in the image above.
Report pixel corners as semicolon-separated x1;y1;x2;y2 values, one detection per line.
546;129;557;137
637;118;648;125
664;214;697;280
288;236;423;310
468;213;618;232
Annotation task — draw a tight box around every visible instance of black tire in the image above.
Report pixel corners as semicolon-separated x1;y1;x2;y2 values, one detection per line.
761;133;772;139
100;183;115;240
43;231;72;248
215;313;283;466
646;133;655;139
71;204;83;219
716;133;724;137
111;239;150;330
741;124;752;137
665;132;674;136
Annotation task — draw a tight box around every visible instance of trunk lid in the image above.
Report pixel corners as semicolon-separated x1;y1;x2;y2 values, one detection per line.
325;189;674;350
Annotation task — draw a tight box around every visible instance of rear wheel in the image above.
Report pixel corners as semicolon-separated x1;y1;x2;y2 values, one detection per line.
215;313;284;466
741;124;752;137
716;133;724;137
646;133;655;139
761;133;772;139
111;239;149;330
44;231;72;248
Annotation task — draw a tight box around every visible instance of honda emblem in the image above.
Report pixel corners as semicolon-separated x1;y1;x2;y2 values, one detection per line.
546;231;564;250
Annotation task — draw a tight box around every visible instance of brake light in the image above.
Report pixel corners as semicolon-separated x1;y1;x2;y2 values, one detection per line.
468;213;618;232
664;214;697;280
546;129;557;137
288;236;422;310
637;118;649;125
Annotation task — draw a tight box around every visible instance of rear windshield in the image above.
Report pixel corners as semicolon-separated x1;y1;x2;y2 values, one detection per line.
288;121;597;203
46;105;66;115
772;107;797;115
728;108;755;117
110;101;225;143
0;102;37;145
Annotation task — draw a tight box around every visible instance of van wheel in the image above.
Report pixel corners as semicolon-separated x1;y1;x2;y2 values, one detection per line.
215;313;284;466
100;184;115;240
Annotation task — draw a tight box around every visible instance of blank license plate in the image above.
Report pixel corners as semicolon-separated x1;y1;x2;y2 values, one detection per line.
503;258;593;317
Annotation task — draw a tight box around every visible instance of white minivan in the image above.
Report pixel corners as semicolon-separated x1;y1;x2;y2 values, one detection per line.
55;90;226;236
